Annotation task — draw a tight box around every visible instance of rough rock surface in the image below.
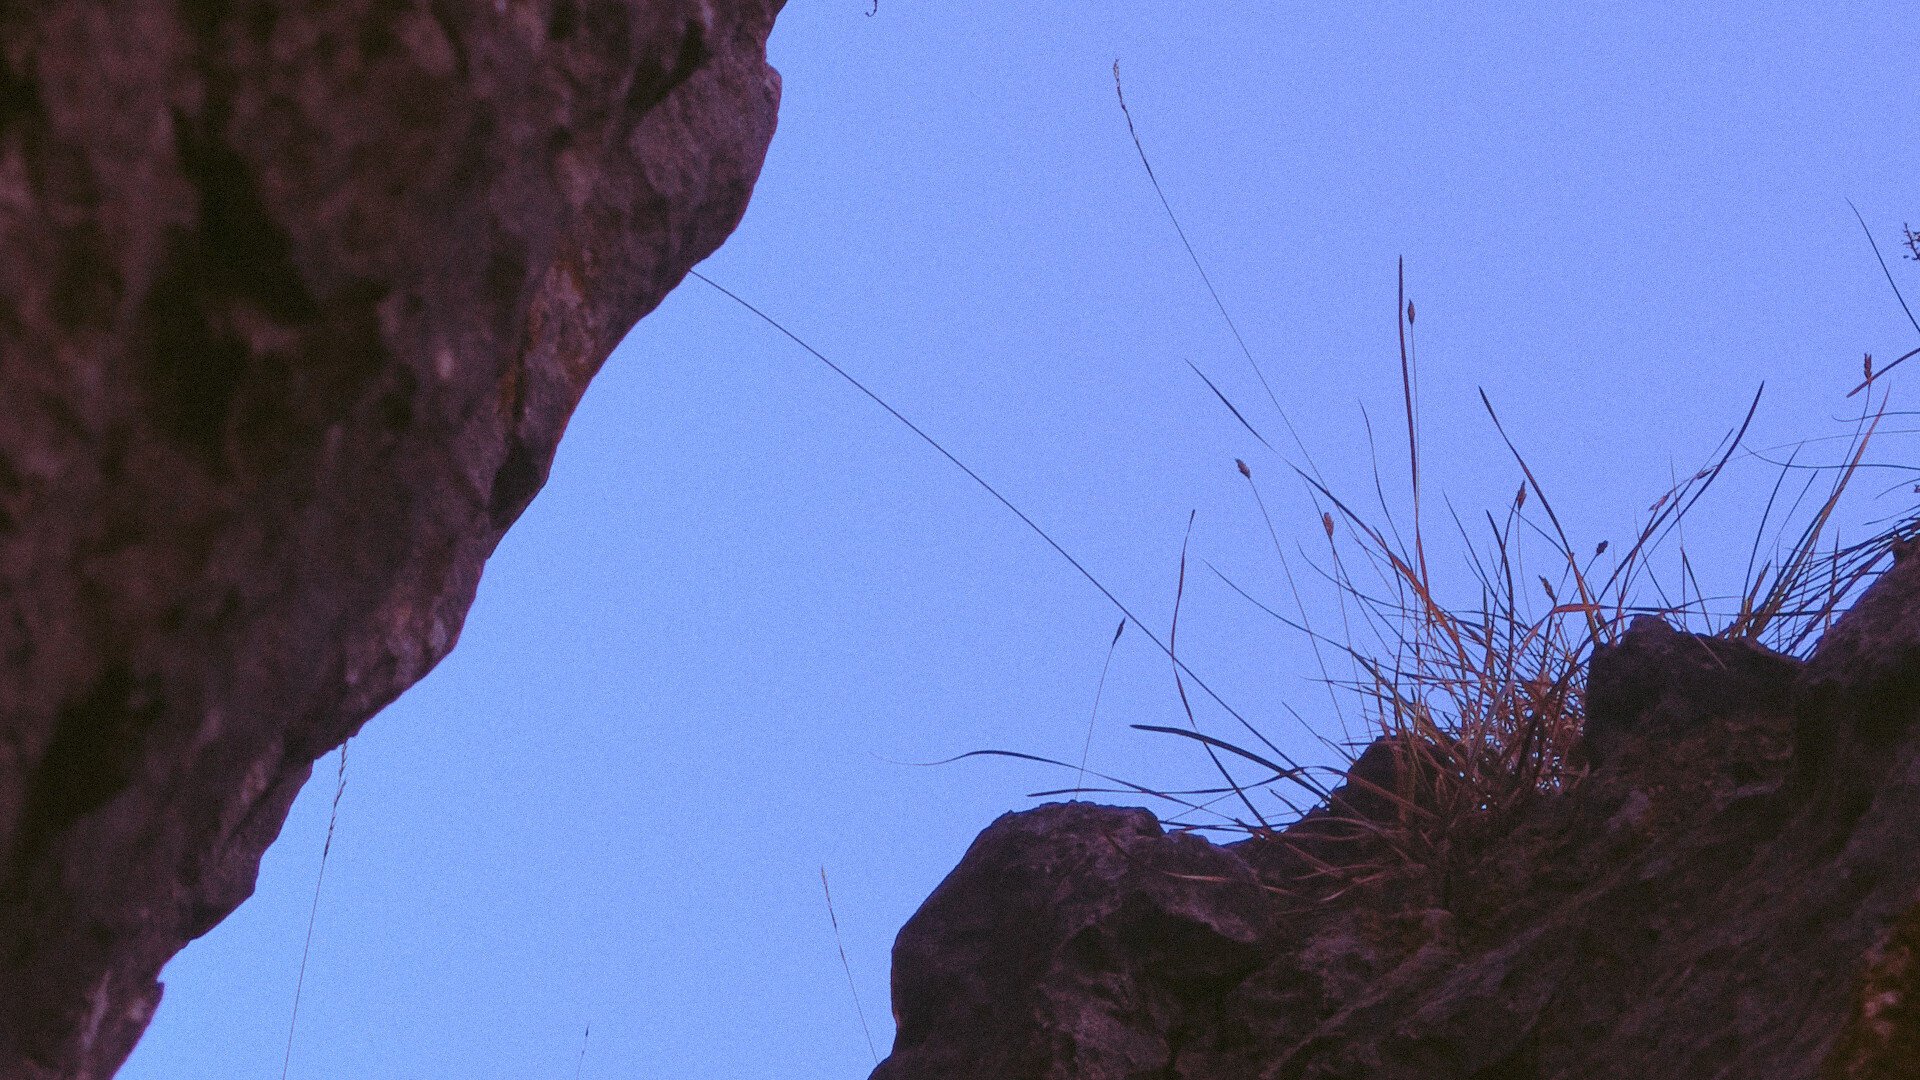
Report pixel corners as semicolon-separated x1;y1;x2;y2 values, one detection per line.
875;544;1920;1079
0;2;780;1076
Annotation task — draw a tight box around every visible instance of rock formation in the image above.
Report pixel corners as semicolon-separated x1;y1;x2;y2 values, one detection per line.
0;2;780;1075
874;542;1920;1078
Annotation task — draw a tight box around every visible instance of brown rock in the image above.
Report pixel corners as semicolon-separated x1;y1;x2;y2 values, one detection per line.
0;2;781;1076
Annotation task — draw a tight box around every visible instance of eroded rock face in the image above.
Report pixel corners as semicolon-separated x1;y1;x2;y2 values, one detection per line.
876;545;1920;1079
0;2;781;1075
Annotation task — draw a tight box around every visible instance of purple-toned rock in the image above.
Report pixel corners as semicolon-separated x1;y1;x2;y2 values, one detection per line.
1799;540;1920;723
874;543;1920;1079
0;2;780;1075
876;802;1277;1080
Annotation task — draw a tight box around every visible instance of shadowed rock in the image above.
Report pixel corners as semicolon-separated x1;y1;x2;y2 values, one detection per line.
875;545;1920;1079
0;2;780;1075
876;803;1278;1080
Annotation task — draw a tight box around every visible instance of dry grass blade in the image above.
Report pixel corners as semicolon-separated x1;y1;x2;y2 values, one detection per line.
821;868;880;1067
1113;60;1286;422
1130;724;1311;783
1074;619;1129;798
1170;511;1271;829
1189;360;1276;451
282;741;349;1080
1848;199;1920;339
1397;260;1429;592
926;748;1292;831
1848;344;1920;398
1730;395;1885;646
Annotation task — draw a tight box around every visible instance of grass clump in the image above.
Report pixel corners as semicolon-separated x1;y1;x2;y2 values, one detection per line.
1110;262;1920;913
1051;71;1920;895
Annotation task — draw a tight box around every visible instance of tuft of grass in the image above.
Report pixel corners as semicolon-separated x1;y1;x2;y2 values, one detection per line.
1219;353;1911;890
1159;297;1916;906
1091;75;1920;891
1085;334;1912;923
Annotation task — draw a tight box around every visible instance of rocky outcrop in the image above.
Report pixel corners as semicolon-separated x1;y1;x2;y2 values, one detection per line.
0;2;780;1075
875;543;1920;1079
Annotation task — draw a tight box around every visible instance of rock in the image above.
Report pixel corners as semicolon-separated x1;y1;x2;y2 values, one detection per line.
1825;897;1920;1080
875;803;1277;1080
1583;614;1800;768
0;2;781;1076
1799;540;1920;726
873;547;1920;1079
1786;541;1920;823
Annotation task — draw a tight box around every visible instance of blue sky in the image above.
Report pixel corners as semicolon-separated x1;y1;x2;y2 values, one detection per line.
124;3;1918;1077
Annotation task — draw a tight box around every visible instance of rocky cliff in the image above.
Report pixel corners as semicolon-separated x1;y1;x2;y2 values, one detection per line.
873;540;1920;1079
0;2;780;1075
